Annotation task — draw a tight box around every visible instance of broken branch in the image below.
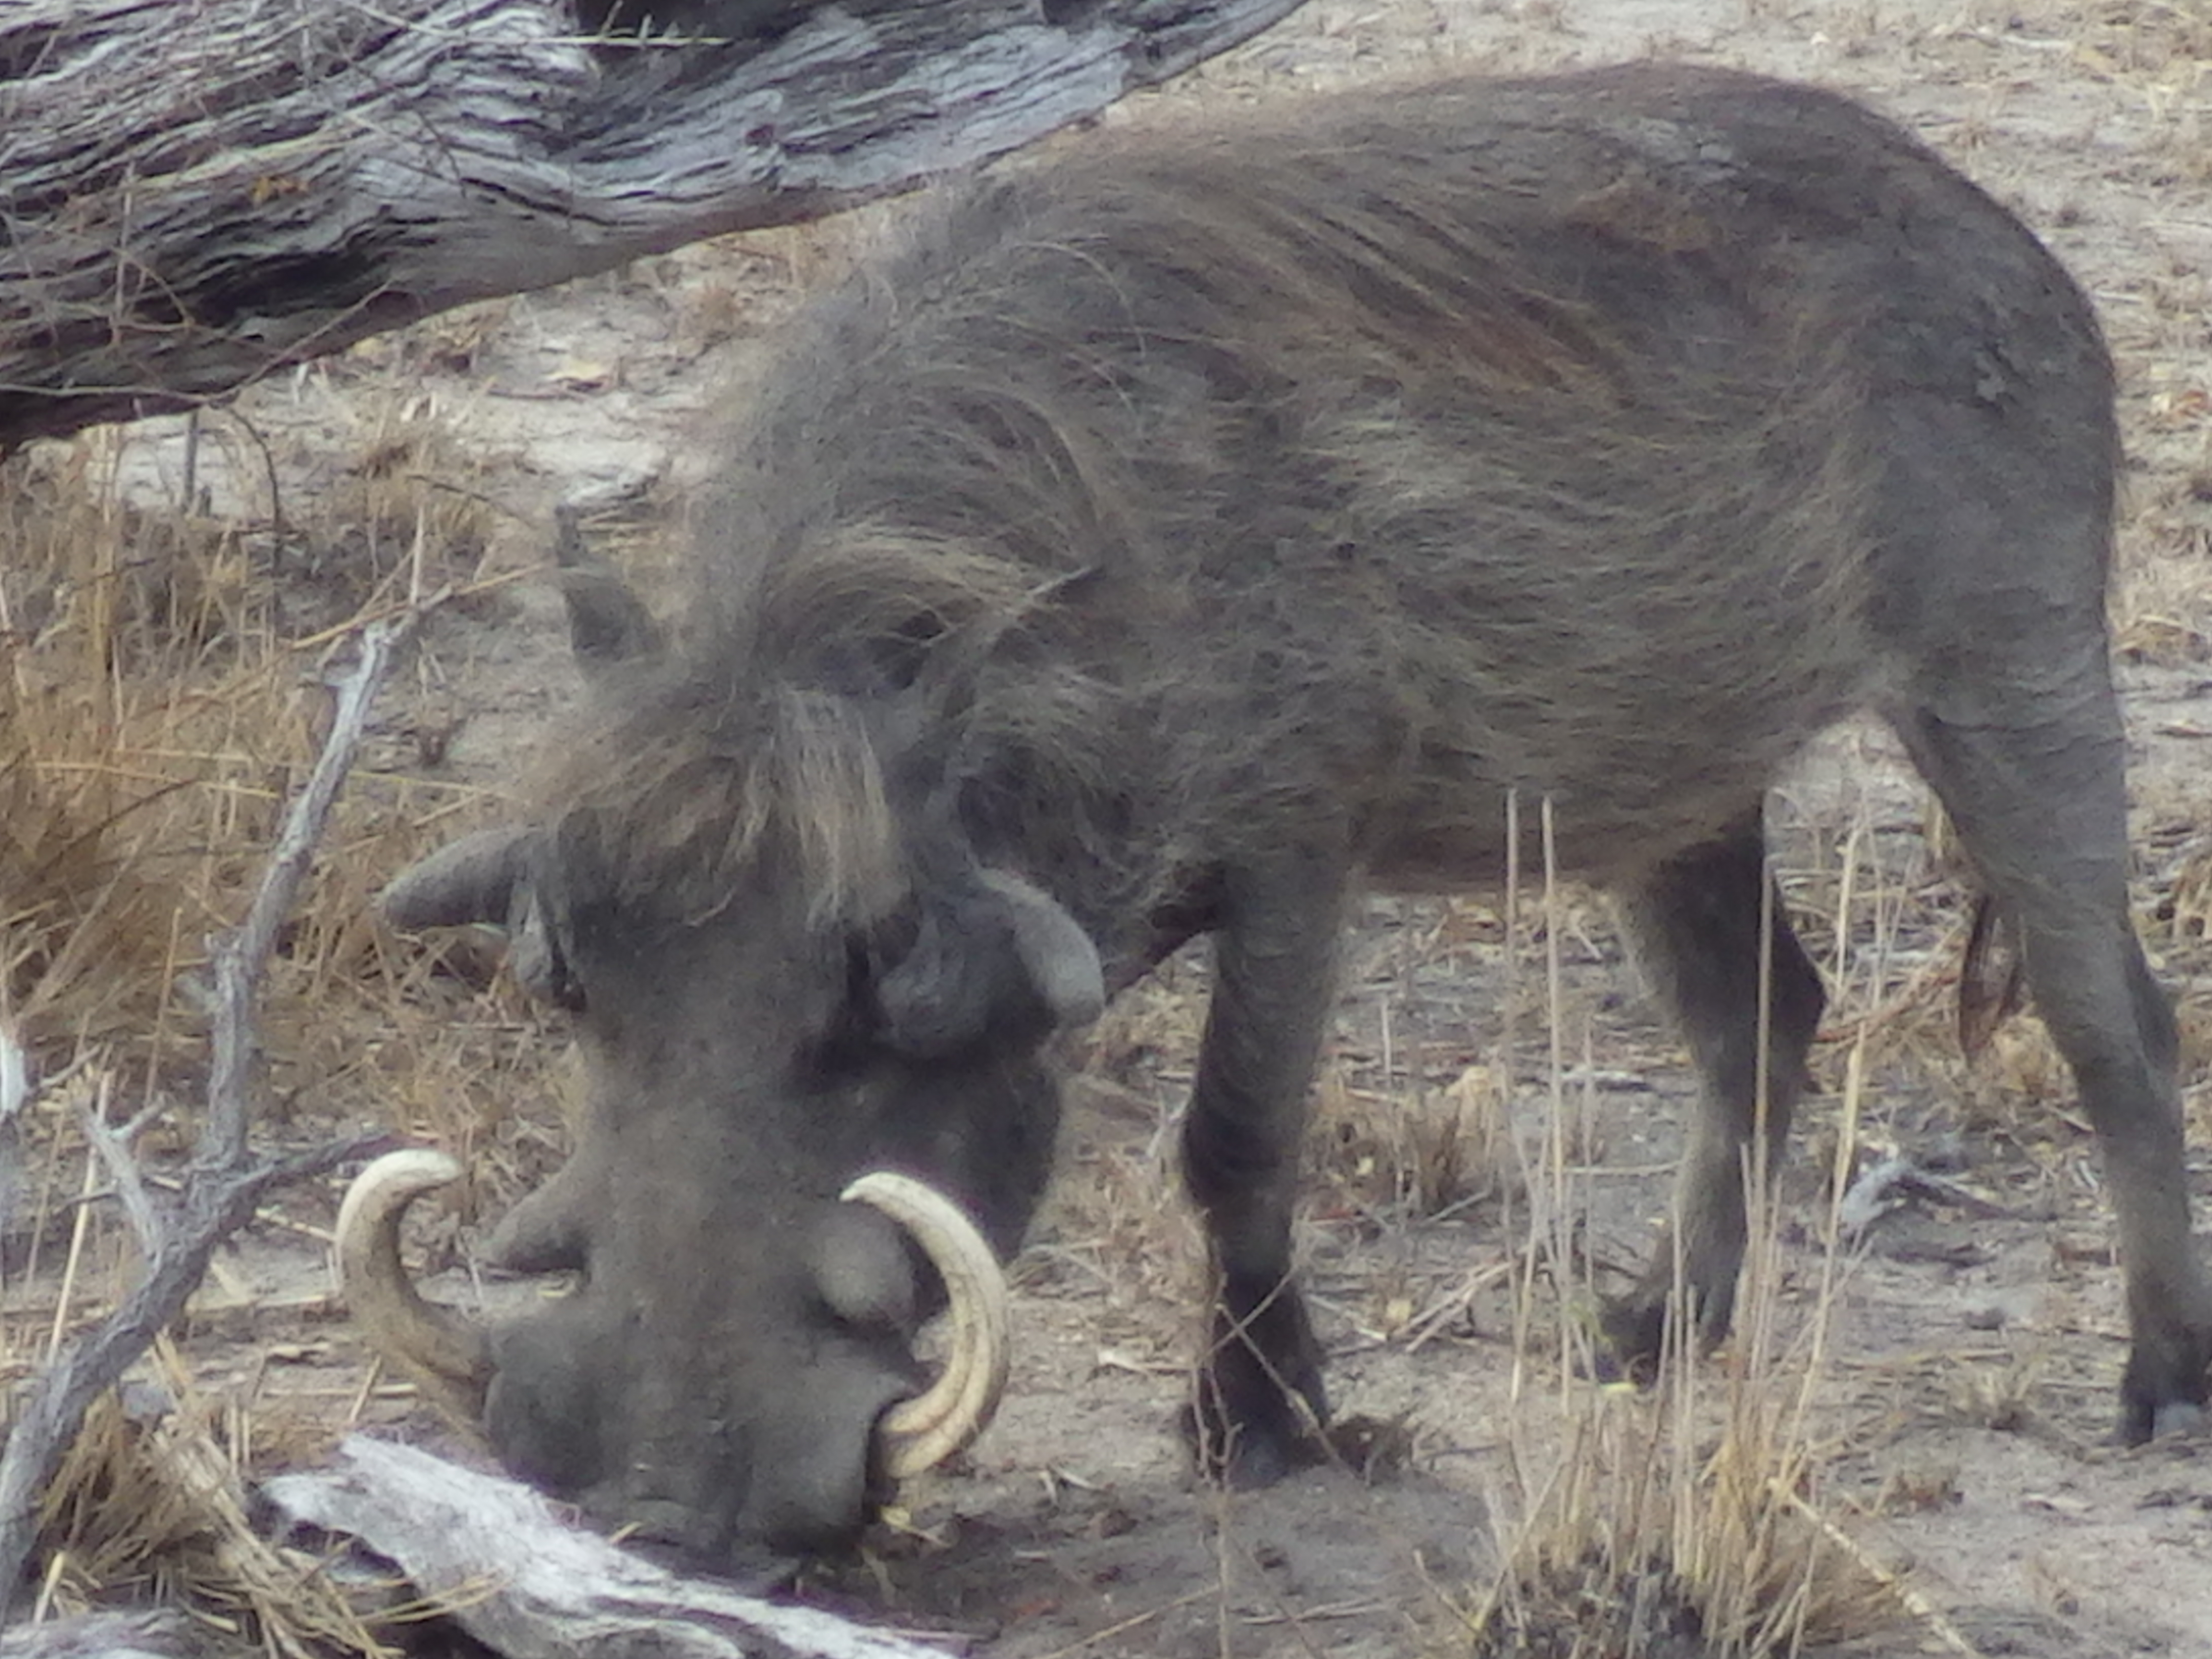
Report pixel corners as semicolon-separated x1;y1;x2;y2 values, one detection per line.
0;612;418;1608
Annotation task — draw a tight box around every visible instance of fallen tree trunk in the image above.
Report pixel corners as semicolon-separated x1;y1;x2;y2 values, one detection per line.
0;0;1306;453
264;1438;955;1659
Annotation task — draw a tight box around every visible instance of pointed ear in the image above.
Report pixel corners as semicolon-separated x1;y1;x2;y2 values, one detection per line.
554;504;663;673
381;826;535;929
875;870;1103;1058
976;870;1105;1027
381;827;581;1010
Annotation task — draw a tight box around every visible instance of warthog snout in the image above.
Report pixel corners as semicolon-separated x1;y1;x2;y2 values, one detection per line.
341;1154;1013;1558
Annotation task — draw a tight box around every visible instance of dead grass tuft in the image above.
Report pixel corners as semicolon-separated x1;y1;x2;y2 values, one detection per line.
34;1341;395;1656
1310;1057;1517;1226
1464;1394;1899;1657
1447;790;1985;1659
1;438;300;1057
1463;1038;1914;1659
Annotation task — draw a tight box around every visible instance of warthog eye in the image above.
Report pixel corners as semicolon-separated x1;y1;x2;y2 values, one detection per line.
793;939;887;1082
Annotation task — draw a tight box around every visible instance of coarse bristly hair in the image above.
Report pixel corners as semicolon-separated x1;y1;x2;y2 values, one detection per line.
543;63;2050;973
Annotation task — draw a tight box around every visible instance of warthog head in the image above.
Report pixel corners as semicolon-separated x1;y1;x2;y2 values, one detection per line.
341;559;1107;1565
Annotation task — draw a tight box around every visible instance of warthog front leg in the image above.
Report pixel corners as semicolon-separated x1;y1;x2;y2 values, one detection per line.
1181;853;1350;1486
1604;809;1826;1373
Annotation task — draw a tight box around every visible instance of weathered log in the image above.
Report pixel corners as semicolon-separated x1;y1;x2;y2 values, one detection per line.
0;1610;200;1659
264;1437;956;1659
0;0;1307;452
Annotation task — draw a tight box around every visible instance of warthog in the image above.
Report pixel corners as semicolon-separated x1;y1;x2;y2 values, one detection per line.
343;61;2212;1566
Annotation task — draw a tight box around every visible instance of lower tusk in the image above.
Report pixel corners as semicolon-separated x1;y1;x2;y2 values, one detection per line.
840;1171;1010;1479
337;1149;494;1429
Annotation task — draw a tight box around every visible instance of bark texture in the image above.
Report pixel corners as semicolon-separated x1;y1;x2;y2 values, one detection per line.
0;0;1306;450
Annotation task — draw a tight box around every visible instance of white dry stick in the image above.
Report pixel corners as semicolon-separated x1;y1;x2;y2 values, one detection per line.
0;1020;26;1245
0;613;416;1610
204;619;409;1168
78;1076;163;1254
0;1022;24;1122
0;1608;198;1659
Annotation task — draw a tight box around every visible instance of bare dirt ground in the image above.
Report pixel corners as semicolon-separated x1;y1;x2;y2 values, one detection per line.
10;1;2212;1656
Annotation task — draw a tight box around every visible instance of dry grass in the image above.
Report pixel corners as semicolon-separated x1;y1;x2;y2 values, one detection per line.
1032;719;2212;1657
0;400;496;1049
33;1339;393;1656
1457;1026;1903;1659
0;397;555;1651
1031;783;2001;1656
1426;817;1887;1657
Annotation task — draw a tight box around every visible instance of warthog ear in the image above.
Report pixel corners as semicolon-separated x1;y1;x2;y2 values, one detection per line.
554;504;662;673
875;870;1104;1058
381;826;581;1010
380;826;534;930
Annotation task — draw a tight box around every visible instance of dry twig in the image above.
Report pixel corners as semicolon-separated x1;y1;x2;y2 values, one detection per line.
0;615;417;1608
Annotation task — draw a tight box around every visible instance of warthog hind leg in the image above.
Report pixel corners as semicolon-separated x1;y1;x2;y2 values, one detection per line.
1899;694;2212;1441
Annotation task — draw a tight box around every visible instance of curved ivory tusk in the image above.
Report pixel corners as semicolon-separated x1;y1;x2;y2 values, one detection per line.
337;1149;494;1428
840;1170;1011;1480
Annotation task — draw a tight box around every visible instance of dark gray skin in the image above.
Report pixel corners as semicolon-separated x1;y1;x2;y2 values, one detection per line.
381;62;2212;1567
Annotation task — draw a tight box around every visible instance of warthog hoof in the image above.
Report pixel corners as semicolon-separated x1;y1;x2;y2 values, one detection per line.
1595;1279;1738;1388
1185;1293;1330;1488
2119;1334;2212;1445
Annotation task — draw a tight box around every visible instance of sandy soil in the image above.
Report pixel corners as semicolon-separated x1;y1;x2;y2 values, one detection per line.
24;1;2212;1655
